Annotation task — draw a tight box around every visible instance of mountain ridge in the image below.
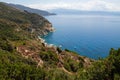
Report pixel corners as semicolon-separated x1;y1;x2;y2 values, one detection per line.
4;2;56;16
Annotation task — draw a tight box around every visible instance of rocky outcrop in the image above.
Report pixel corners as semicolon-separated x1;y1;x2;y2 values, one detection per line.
25;11;55;36
36;22;55;36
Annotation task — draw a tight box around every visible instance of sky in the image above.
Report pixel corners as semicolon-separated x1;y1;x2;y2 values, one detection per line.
0;0;120;11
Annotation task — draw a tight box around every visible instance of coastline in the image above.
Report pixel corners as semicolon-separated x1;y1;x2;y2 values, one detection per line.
38;27;60;50
38;36;58;48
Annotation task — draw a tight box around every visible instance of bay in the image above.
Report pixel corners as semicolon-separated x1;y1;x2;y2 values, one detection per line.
43;15;120;59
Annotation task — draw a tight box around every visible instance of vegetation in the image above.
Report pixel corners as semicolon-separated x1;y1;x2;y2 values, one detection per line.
0;2;120;80
75;48;120;80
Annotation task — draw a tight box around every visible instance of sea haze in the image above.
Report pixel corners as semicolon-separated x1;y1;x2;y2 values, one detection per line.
43;14;120;59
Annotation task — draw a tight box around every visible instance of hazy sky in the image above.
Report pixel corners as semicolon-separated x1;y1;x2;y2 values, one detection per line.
0;0;120;11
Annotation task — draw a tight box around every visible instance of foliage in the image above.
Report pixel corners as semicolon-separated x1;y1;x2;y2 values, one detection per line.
76;48;120;80
39;51;59;67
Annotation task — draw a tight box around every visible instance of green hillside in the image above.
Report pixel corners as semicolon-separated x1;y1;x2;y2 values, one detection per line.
0;2;120;80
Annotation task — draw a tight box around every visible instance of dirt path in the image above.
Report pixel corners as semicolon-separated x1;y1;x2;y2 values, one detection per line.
61;67;73;75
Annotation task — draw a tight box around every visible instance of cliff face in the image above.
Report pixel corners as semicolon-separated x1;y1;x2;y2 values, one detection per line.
24;12;54;36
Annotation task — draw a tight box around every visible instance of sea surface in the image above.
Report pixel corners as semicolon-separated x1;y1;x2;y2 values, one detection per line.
43;15;120;59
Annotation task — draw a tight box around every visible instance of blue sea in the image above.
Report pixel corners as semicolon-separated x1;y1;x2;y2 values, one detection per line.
43;15;120;59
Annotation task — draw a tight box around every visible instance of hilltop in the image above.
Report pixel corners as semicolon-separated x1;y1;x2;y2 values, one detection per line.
0;2;120;80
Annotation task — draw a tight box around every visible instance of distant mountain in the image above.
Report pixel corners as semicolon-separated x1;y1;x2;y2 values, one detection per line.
7;3;56;16
49;8;120;16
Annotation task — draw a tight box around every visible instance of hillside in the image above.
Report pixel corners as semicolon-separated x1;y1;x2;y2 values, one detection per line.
0;2;120;80
6;3;56;16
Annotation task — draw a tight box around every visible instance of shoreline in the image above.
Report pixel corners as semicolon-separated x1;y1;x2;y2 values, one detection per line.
38;36;62;48
38;36;62;54
38;26;62;49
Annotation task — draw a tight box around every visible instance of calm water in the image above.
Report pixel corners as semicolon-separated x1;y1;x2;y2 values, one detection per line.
43;15;120;59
